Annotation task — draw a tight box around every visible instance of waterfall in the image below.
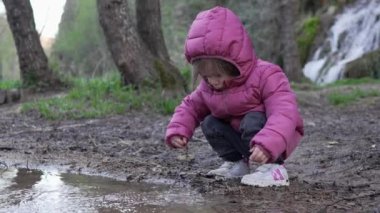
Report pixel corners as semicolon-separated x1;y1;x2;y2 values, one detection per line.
303;0;380;84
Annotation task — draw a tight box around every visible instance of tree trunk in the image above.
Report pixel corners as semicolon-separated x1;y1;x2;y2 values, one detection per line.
2;0;58;88
278;0;304;82
214;0;229;6
136;0;170;60
253;0;282;66
97;0;157;86
97;0;186;95
135;0;187;94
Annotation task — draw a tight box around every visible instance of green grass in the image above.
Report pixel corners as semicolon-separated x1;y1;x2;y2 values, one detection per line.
291;78;380;91
291;81;321;91
291;78;380;106
326;77;380;87
21;74;181;120
327;88;380;106
325;78;380;106
0;80;21;90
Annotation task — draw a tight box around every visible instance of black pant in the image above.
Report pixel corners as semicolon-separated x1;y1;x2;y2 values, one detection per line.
201;112;270;162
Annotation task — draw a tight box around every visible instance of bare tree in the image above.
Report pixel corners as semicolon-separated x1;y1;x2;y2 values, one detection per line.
97;0;186;96
2;0;59;88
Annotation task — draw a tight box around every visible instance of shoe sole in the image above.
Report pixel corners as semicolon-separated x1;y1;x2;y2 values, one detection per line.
207;172;248;179
241;178;289;187
207;170;250;179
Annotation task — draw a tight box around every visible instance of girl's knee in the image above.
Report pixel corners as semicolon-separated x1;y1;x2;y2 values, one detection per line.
201;116;227;136
240;112;266;131
201;115;222;130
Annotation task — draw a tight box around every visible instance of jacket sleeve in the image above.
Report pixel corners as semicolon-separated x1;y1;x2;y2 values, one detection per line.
251;65;300;161
165;87;210;146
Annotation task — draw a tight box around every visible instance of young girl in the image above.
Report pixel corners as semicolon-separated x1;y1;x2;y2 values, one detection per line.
165;6;304;187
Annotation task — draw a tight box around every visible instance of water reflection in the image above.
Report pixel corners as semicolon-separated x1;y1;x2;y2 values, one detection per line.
0;168;219;212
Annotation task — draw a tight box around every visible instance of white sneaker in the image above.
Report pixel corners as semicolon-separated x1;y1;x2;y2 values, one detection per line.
241;164;289;187
207;160;250;178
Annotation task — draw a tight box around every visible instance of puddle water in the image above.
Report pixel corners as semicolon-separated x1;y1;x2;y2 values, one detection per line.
0;168;223;213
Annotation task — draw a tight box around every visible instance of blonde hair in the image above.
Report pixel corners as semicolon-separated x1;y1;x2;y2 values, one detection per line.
191;58;239;89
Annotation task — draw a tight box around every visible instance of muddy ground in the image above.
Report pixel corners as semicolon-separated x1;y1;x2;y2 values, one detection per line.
0;84;379;212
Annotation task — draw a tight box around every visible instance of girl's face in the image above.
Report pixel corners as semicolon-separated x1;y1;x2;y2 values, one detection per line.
192;58;240;90
200;72;235;90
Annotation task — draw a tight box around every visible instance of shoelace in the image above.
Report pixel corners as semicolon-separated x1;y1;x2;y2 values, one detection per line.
256;165;273;173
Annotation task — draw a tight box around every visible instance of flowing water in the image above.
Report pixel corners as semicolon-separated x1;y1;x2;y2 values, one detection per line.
0;168;225;213
303;0;380;84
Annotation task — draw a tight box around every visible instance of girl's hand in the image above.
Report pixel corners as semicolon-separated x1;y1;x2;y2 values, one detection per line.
249;146;269;164
170;136;188;149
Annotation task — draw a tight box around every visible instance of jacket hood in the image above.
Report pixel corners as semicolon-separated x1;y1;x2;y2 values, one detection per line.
185;6;258;86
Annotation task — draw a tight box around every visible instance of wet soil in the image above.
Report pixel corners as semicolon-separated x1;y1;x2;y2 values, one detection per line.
0;84;379;212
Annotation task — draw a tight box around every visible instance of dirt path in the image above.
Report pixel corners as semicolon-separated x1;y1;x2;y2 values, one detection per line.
0;84;379;212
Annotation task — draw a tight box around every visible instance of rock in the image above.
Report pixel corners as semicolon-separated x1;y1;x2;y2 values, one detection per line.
344;50;380;79
7;88;21;103
0;90;6;104
0;89;21;105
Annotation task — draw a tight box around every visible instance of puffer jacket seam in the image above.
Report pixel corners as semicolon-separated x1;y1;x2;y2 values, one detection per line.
218;8;227;54
203;11;211;56
236;23;245;64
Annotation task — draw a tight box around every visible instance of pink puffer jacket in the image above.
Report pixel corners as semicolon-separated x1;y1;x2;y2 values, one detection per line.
165;6;304;162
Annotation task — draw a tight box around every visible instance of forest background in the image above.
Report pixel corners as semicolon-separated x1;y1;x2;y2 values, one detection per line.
0;0;378;118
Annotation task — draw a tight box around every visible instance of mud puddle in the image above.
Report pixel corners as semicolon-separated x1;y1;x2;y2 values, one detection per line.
0;168;225;213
